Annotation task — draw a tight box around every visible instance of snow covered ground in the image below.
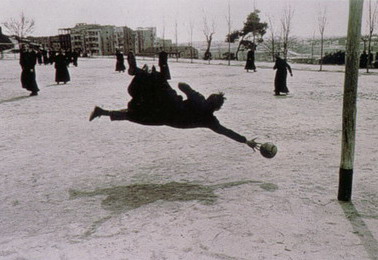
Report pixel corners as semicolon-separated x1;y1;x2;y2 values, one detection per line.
0;56;377;260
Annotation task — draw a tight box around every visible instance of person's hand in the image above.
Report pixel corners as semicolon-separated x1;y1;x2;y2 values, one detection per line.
290;73;293;77
246;138;260;151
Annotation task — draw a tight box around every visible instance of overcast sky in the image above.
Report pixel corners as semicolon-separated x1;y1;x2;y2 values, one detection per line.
0;0;374;43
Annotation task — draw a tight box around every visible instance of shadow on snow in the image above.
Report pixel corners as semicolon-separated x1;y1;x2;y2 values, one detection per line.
340;202;378;260
0;95;31;104
69;180;279;212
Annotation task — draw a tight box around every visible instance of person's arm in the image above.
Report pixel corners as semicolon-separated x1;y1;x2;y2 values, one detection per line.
286;62;293;76
208;121;247;143
208;120;262;152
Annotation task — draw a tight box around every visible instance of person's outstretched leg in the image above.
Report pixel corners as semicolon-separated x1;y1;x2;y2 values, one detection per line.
89;106;108;121
89;106;130;121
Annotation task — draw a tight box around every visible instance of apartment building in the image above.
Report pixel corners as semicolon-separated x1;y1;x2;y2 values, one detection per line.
28;23;199;58
114;26;136;54
135;27;156;54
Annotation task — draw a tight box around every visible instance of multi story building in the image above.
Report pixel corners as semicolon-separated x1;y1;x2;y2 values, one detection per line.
69;23;115;56
123;26;136;53
27;33;71;51
29;36;50;49
155;38;173;50
135;27;156;54
114;27;124;51
100;25;115;55
114;26;136;54
28;23;198;58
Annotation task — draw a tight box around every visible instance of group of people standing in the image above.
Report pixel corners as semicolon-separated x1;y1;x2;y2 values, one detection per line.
19;45;76;96
20;43;292;98
245;46;293;96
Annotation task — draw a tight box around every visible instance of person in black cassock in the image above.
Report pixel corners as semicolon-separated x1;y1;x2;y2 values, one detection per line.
273;54;293;96
245;46;256;72
54;50;70;84
158;50;171;80
20;45;39;96
36;49;43;65
89;51;260;147
42;49;49;65
115;50;126;72
49;49;56;65
72;50;79;67
359;51;368;69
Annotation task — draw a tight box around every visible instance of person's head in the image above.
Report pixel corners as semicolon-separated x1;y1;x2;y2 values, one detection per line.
207;92;226;112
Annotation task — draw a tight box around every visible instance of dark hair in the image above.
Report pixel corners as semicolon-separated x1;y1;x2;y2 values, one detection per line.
207;92;226;112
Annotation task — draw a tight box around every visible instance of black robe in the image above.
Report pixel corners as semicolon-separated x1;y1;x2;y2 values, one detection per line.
20;50;39;93
54;54;70;83
115;52;126;72
108;70;246;143
245;50;256;71
273;57;292;94
158;51;171;80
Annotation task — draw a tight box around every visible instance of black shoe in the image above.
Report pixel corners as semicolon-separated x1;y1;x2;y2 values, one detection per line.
30;92;38;96
89;106;103;121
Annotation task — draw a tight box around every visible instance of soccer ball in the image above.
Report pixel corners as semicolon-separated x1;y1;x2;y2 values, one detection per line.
259;142;277;159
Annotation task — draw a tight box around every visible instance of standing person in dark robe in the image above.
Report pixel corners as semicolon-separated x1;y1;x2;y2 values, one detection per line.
158;50;171;80
49;49;56;65
127;51;137;75
244;45;257;72
36;49;43;65
273;54;293;96
368;52;373;68
115;50;126;72
54;50;70;84
359;51;368;68
65;49;72;67
42;49;49;65
374;52;378;68
19;45;39;96
72;50;79;67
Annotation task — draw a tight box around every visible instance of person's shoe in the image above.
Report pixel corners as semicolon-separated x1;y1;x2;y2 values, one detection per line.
30;92;38;96
89;106;103;121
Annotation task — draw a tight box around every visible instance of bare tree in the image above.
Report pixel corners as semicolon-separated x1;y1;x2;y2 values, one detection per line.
365;0;377;72
202;13;215;62
162;17;166;51
188;21;194;63
264;15;278;62
226;1;232;65
175;20;179;62
318;6;327;71
2;12;35;48
311;30;316;61
280;5;294;59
